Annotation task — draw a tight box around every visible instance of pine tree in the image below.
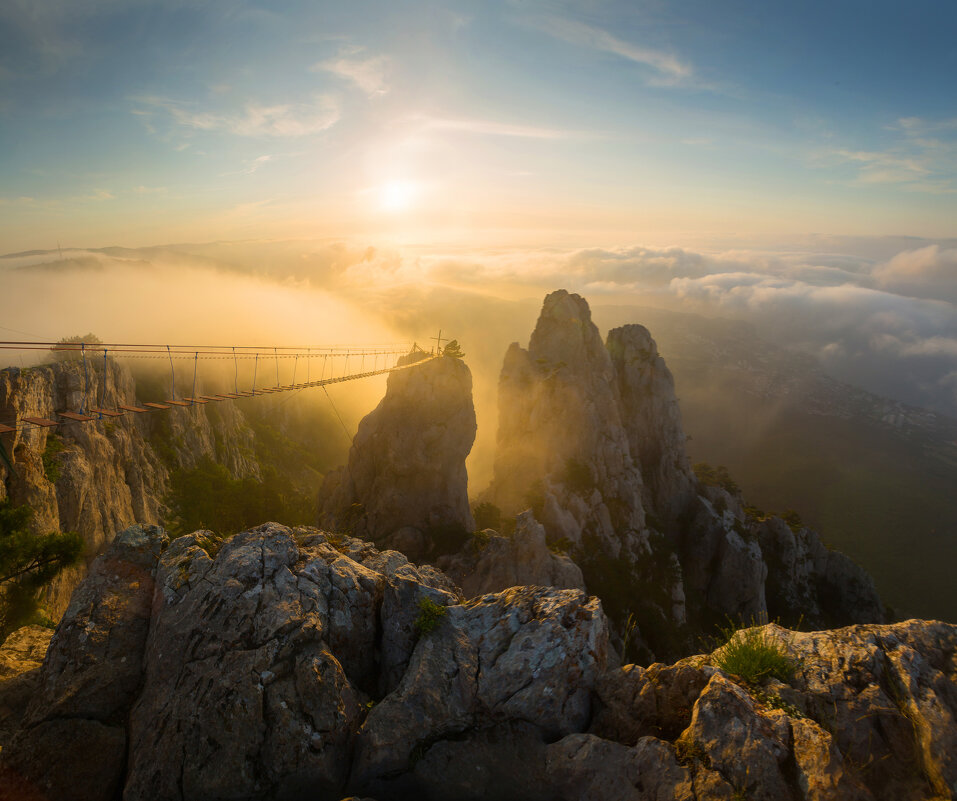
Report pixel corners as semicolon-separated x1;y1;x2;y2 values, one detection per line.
443;339;465;358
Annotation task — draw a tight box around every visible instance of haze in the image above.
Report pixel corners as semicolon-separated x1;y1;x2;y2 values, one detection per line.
2;1;957;617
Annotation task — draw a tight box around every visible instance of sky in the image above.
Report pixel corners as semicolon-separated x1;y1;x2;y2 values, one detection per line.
2;1;957;421
2;0;957;251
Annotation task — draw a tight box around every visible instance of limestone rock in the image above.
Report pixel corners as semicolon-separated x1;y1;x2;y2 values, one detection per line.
489;290;644;552
0;360;260;617
0;626;53;750
0;523;166;801
546;733;696;801
438;510;585;597
317;354;477;558
351;585;609;797
0;625;51;681
123;524;372;800
1;518;953;801
607;324;697;526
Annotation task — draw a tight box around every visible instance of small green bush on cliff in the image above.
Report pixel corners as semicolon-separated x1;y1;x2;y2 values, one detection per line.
41;435;66;483
693;462;740;494
0;499;83;639
414;597;447;636
442;340;465;358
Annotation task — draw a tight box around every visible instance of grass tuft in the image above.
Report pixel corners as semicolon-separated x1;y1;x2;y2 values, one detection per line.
713;625;797;687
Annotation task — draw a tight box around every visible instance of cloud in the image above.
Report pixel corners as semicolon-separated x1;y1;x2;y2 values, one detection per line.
314;51;389;97
224;155;275;176
816;116;957;194
417;115;589;140
132;95;340;138
533;15;692;85
874;245;957;303
8;238;955;416
419;240;957;414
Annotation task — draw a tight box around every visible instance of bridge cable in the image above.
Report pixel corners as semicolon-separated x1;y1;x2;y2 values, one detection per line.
190;352;198;406
81;343;89;415
99;348;108;419
167;345;175;399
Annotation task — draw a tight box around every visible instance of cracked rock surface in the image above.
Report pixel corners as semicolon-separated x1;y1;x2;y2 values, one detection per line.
1;521;953;801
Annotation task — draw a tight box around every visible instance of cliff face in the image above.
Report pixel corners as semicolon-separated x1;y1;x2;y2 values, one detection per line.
491;291;645;554
1;524;952;801
316;354;476;559
487;291;883;658
0;359;259;616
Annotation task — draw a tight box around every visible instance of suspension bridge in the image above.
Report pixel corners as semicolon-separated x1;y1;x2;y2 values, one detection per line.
0;336;449;437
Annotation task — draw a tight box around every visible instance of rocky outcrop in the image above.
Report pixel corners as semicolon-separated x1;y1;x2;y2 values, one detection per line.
437;510;585;597
607;324;697;526
484;290;883;659
1;527;951;801
490;290;644;554
0;359;259;616
317;353;477;559
0;625;53;749
0;522;607;800
585;620;957;801
0;523;167;801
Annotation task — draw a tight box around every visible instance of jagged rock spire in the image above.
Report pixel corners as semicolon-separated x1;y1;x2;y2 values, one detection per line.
316;353;477;556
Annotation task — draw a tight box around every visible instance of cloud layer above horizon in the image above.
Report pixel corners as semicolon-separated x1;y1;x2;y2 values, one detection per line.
4;235;957;417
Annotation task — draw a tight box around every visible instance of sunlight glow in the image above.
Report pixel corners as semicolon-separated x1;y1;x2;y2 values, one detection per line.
376;180;418;213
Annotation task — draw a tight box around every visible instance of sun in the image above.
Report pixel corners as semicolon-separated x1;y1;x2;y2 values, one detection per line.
376;180;418;213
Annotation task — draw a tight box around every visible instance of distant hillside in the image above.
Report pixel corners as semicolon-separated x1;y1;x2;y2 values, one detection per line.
595;304;957;622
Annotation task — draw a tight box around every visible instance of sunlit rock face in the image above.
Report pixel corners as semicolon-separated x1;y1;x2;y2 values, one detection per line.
0;360;258;617
607;324;697;528
0;522;610;801
316;353;477;559
490;289;645;554
0;530;948;801
485;290;884;660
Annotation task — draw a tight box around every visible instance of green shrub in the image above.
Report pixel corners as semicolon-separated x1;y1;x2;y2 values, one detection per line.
414;596;447;636
472;502;502;531
547;536;571;555
752;688;806;718
470;529;492;553
713;624;797;686
0;499;83;639
41;435;66;483
693;462;740;494
165;457;315;537
780;509;804;532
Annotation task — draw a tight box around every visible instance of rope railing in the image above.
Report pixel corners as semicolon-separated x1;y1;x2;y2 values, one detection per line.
0;339;440;436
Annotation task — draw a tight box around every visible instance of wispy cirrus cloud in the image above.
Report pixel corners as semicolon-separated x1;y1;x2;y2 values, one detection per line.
417;115;593;140
131;95;340;138
531;15;692;86
814;116;957;194
314;48;389;97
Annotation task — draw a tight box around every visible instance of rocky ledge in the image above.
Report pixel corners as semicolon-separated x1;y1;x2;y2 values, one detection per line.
1;523;955;801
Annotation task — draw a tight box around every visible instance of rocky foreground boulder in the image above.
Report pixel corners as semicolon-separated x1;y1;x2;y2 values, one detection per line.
2;522;954;801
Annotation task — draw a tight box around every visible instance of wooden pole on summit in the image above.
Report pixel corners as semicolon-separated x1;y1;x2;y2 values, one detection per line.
430;330;446;354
